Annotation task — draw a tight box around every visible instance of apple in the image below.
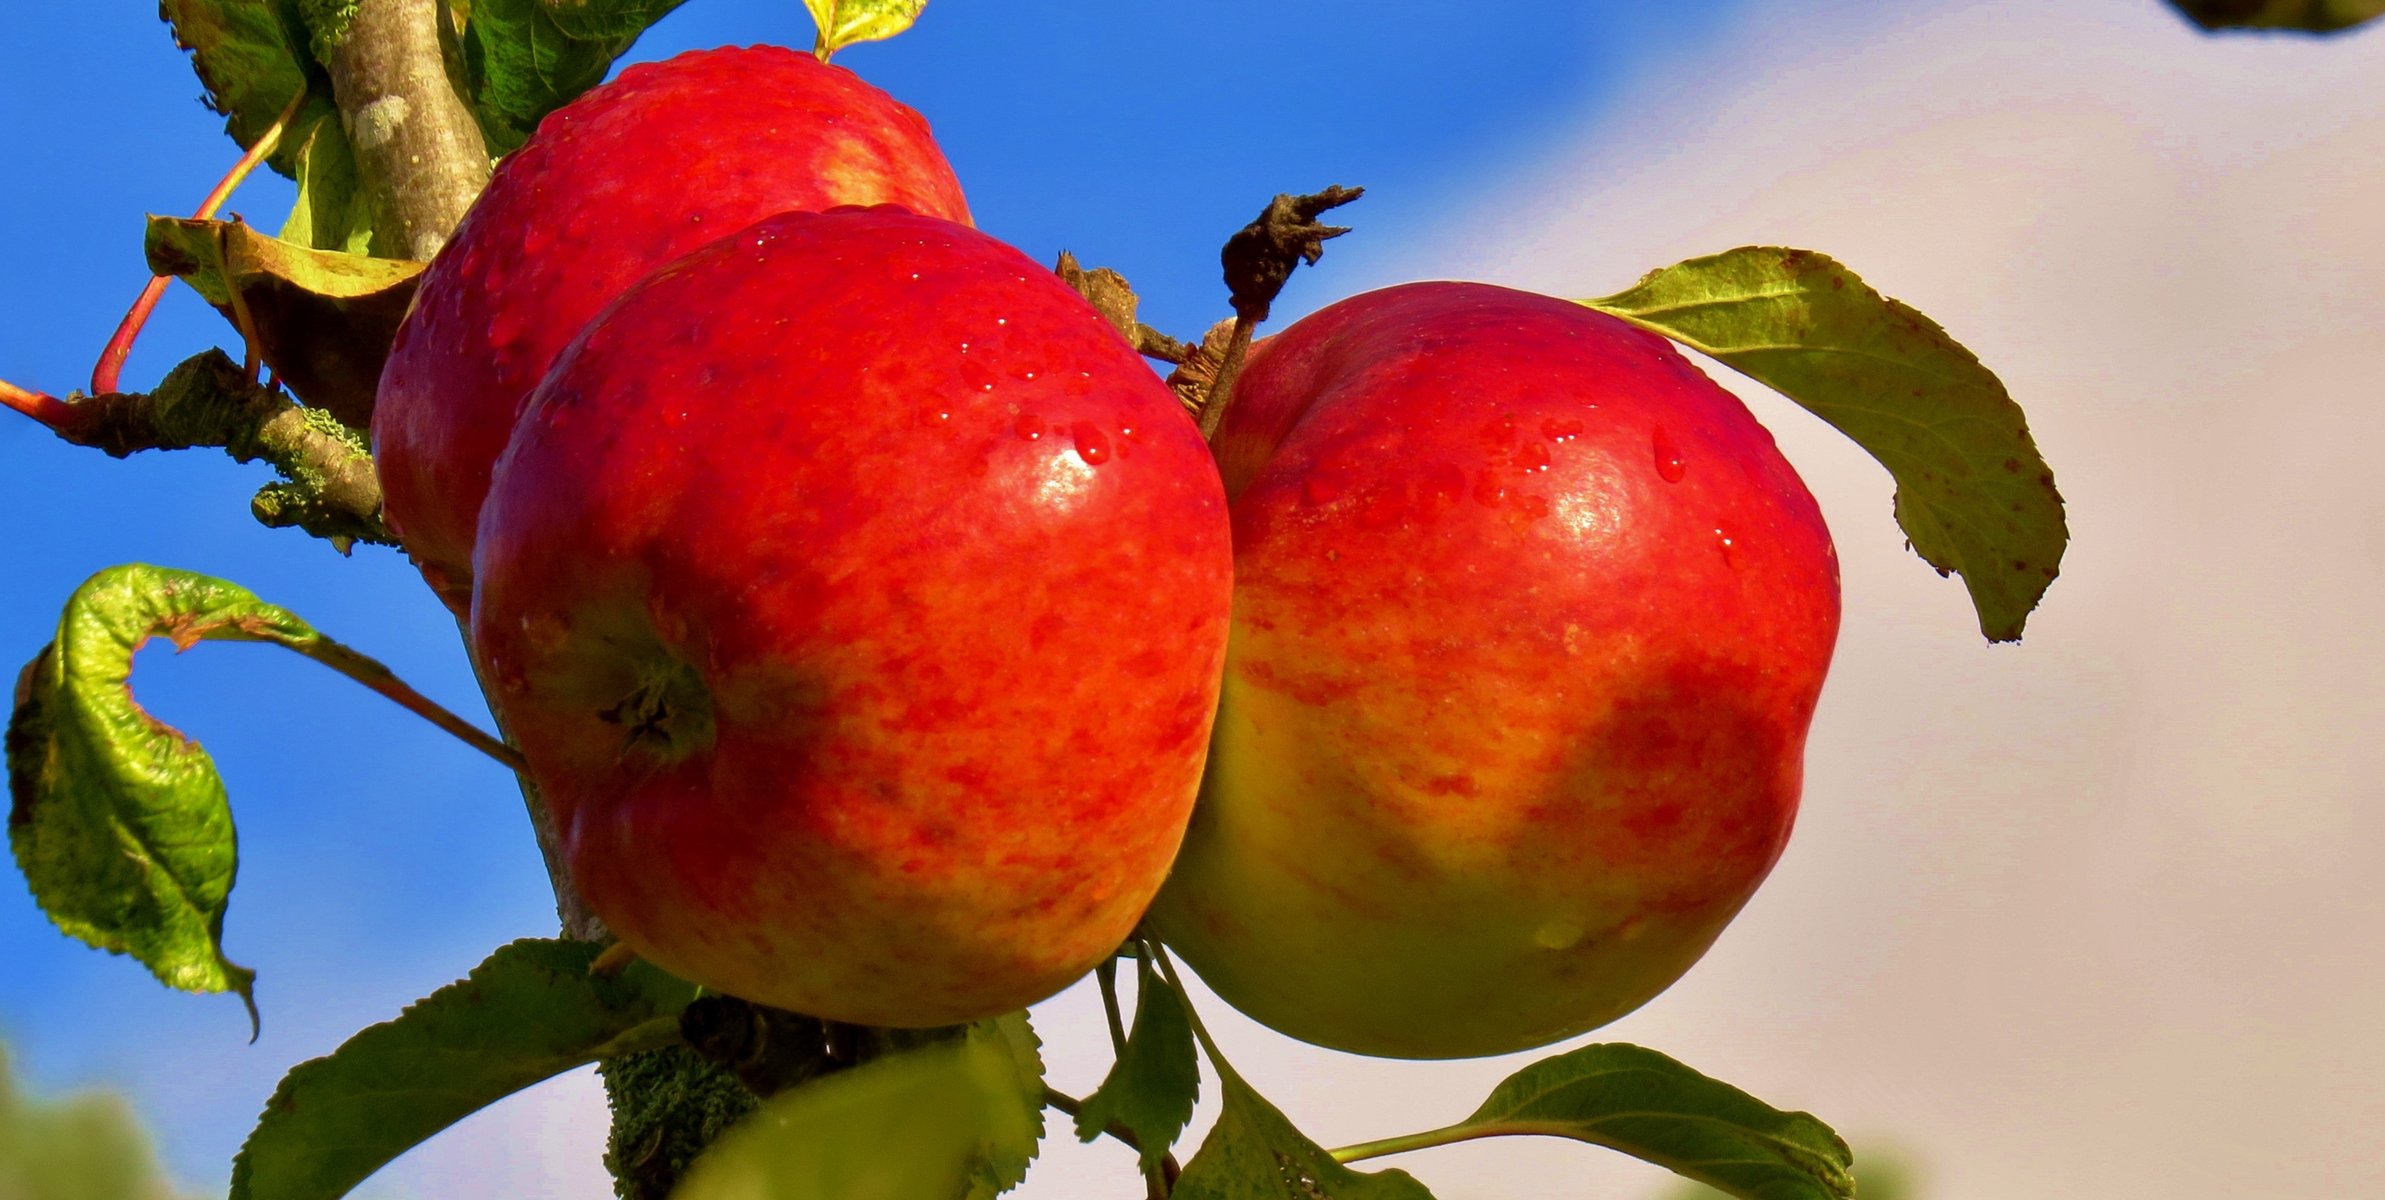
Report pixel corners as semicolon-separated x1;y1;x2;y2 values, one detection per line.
1148;282;1841;1058
469;207;1232;1026
375;45;971;617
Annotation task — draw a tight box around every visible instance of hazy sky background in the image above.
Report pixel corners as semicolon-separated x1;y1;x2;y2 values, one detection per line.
4;1;2382;1197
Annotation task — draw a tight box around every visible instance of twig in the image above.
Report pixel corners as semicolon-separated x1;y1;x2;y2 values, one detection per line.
1041;1086;1183;1196
92;88;306;396
26;350;389;547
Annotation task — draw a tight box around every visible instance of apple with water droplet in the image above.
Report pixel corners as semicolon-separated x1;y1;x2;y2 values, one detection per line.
1148;282;1840;1058
471;207;1232;1025
377;45;972;617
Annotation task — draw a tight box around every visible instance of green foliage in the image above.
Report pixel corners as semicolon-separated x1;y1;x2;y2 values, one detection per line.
1584;246;2067;643
1074;954;1200;1173
1420;1043;1853;1200
454;0;692;154
2168;0;2385;30
157;0;320;174
3;566;311;1024
804;0;930;60
1662;1145;1914;1200
1174;1064;1435;1200
671;1013;1046;1200
0;1045;189;1200
229;938;698;1200
279;116;377;255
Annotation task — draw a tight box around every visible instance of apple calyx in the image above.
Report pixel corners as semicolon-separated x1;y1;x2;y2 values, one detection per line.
595;655;714;762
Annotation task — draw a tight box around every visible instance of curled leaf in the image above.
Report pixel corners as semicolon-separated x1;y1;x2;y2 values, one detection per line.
145;217;424;426
4;567;313;1027
1584;247;2067;642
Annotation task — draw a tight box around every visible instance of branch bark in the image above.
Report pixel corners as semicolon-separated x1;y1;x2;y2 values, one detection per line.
322;0;491;260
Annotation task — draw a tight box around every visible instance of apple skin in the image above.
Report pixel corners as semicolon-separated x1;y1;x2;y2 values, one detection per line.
470;208;1231;1027
376;45;971;617
1147;283;1840;1059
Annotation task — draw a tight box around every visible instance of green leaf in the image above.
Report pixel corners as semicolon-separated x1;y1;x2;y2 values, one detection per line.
456;0;691;154
1583;246;2066;642
6;565;479;1028
157;0;323;174
1074;955;1199;1173
674;1012;1046;1200
1416;1043;1853;1200
279;111;377;255
144;217;424;426
2;566;329;1024
1175;1063;1436;1200
2168;0;2385;30
229;938;697;1200
804;0;929;60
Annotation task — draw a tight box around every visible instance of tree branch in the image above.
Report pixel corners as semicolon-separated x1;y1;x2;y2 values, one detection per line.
30;350;390;548
321;0;491;260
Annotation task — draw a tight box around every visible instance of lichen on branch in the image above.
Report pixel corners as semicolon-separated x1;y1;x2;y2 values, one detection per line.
41;350;389;549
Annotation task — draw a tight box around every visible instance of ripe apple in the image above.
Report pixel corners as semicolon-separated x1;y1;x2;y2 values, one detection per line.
375;45;971;616
470;207;1232;1026
1148;282;1841;1058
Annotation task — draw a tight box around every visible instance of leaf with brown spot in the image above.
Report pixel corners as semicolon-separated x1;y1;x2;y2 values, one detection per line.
145;217;423;426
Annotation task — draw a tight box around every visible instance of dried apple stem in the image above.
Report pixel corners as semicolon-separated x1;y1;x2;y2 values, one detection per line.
90;88;307;396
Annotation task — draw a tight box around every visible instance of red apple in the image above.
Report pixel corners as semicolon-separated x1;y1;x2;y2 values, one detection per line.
1148;283;1840;1058
470;208;1231;1026
375;45;971;616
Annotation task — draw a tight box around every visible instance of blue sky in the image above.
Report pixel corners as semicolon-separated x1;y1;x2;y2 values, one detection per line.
0;2;1749;1192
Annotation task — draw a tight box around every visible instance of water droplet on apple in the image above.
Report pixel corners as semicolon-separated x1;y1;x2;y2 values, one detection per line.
1652;426;1687;483
1014;413;1045;441
1071;421;1111;465
1541;417;1584;442
1473;470;1507;508
960;354;998;395
1532;919;1585;950
1516;441;1552;473
1715;527;1739;569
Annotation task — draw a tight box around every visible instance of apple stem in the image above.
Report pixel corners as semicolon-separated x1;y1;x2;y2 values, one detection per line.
90;87;307;396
